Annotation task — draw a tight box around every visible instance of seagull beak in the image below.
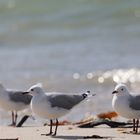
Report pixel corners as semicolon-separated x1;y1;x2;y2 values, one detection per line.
112;90;118;94
22;91;29;95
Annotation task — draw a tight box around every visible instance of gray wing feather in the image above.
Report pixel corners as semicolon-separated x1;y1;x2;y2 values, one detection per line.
9;91;32;105
47;94;84;110
129;95;140;110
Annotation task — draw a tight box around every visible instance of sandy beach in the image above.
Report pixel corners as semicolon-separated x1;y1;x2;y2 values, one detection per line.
0;125;140;140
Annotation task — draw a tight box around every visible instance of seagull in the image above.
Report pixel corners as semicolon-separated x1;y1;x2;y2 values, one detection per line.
0;83;32;126
112;83;140;133
23;83;94;136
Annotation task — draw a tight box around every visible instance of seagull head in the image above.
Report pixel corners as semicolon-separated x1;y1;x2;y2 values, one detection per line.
112;83;129;96
23;83;44;96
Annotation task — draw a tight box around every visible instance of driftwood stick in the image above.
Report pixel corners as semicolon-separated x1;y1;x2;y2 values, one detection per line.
0;138;19;140
78;119;132;128
16;115;29;127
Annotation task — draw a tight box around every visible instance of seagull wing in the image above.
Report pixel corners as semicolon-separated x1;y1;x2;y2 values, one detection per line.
8;91;32;105
47;94;84;110
129;94;140;110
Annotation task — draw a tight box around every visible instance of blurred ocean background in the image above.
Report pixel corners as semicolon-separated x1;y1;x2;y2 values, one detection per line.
0;0;140;125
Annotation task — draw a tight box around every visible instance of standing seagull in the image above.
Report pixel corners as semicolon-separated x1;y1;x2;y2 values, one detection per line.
24;83;93;136
0;83;32;126
112;83;140;133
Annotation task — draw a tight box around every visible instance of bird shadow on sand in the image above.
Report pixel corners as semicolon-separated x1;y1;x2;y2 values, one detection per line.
52;135;114;139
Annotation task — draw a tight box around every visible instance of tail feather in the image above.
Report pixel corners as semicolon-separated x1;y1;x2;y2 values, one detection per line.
82;91;91;99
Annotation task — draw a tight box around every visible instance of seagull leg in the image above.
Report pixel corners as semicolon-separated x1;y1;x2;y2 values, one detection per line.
9;111;15;126
49;119;53;135
136;119;139;134
14;112;18;126
133;119;136;132
41;119;53;136
52;119;58;136
12;111;15;126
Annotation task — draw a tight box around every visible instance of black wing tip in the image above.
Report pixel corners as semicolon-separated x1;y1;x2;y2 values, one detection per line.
82;90;91;99
82;93;87;98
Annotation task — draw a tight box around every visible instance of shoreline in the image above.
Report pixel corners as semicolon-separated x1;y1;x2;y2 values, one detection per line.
0;125;140;140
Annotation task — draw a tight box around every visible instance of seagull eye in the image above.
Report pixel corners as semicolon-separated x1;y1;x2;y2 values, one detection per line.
121;88;123;91
31;89;34;91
